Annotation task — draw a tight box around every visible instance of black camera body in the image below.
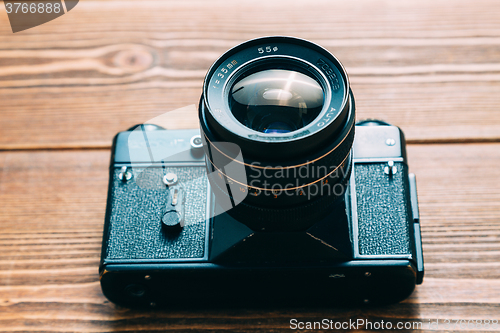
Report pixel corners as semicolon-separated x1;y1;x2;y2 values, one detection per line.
99;36;423;307
100;124;423;307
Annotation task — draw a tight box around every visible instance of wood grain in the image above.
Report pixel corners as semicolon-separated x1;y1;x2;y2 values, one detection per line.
1;0;500;149
0;144;499;331
1;0;500;331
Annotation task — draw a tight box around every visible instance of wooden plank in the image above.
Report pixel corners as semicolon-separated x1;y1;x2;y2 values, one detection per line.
1;81;500;150
1;0;500;149
1;0;500;41
0;143;499;331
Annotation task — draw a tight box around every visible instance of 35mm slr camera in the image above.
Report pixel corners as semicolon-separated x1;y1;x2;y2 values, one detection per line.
100;36;424;307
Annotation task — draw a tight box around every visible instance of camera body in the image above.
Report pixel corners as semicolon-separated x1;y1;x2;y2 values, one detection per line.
99;124;423;307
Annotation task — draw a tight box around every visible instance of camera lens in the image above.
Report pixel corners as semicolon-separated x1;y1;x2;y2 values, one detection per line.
199;37;355;231
229;69;324;134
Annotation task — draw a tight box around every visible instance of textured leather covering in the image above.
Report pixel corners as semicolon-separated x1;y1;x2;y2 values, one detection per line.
354;162;412;256
104;166;208;260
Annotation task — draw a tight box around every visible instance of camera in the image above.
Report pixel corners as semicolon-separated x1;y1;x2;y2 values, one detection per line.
99;36;424;307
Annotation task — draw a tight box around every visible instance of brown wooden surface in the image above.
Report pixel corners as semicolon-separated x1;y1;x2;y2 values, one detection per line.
0;0;499;332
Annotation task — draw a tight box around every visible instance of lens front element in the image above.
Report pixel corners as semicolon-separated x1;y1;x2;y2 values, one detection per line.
229;69;324;134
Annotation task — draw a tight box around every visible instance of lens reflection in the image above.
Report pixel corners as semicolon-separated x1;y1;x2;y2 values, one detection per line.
229;69;324;134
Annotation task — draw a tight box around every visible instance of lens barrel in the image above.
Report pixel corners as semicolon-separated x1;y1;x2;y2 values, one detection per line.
199;36;355;231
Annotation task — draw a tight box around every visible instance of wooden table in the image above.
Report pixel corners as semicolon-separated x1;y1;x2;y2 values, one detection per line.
1;0;499;331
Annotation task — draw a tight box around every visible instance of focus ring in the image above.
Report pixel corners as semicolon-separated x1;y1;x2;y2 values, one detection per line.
210;159;352;232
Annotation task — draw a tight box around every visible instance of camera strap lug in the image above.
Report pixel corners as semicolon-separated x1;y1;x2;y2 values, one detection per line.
384;161;398;176
118;166;133;181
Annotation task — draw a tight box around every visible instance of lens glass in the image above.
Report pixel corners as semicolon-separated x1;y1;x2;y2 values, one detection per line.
229;69;324;134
